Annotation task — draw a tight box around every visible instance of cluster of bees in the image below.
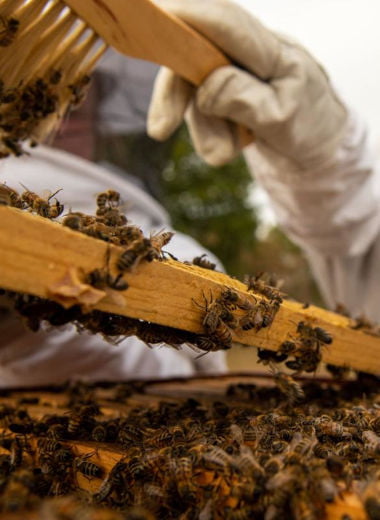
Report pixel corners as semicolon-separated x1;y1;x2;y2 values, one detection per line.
195;283;281;354
0;291;199;350
0;69;92;158
0;184;174;293
0;9;94;158
0;375;379;519
257;320;333;377
0;5;98;157
62;189;174;278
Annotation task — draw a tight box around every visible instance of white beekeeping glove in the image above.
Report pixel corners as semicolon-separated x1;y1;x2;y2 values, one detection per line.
148;0;348;168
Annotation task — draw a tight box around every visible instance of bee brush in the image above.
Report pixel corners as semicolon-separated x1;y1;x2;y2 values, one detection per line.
0;0;253;158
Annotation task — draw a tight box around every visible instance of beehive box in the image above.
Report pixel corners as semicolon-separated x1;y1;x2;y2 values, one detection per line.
0;374;377;520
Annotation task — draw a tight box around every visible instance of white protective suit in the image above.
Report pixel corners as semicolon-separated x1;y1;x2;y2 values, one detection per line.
0;146;227;387
148;0;380;322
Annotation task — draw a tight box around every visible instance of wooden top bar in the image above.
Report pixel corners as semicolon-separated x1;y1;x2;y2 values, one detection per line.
0;205;379;375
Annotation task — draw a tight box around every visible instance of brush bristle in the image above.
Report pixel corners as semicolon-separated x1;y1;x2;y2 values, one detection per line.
0;0;107;157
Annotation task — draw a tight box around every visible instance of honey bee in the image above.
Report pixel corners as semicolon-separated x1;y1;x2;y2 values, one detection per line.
192;295;216;334
266;468;300;510
117;237;156;272
279;340;297;356
66;411;83;436
257;348;287;365
115;224;143;245
296;321;333;345
97;207;127;227
9;436;23;469
54;446;74;465
68;74;91;107
126;456;147;481
213;321;233;347
202;445;232;469
0;183;24;208
273;371;304;405
239;306;262;331
85;248;128;292
62;211;96;231
37;438;62;454
96;189;121;210
370;417;380;435
192;254;216;270
49;69;62;85
20;184;64;219
264;456;283;476
47;423;66;440
245;272;283;303
350;314;374;331
313;443;331;459
62;212;84;231
91;423;108;442
234;446;264;479
325;455;345;479
75;453;104;479
93;474;114;502
220;287;255;312
271;440;289;454
118;423;144;447
82;221;114;242
195;334;226;352
363;430;380;457
362;478;380;520
85;267;128;291
150;230;174;257
0;16;19;47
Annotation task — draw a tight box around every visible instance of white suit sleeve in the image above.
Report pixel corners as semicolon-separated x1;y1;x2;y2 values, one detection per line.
244;109;380;319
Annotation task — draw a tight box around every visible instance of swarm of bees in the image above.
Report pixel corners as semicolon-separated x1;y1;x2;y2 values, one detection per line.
0;375;378;519
0;10;94;159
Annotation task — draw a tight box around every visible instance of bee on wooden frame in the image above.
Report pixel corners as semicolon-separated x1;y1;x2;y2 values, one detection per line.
150;230;174;258
85;247;128;292
0;183;24;208
117;237;157;272
20;184;64;219
96;189;121;211
191;254;216;271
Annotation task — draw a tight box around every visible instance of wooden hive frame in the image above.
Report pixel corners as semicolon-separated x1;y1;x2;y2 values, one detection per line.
0;204;379;375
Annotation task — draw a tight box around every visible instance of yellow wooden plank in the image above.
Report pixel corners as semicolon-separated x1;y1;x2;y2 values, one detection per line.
0;205;379;375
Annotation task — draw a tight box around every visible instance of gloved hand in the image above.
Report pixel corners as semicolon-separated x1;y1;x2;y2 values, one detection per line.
148;0;348;168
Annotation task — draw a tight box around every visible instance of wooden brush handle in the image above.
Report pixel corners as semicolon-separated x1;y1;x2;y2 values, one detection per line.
64;0;254;148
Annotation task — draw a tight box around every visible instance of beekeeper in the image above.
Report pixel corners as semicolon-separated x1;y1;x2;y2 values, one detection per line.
148;0;380;322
